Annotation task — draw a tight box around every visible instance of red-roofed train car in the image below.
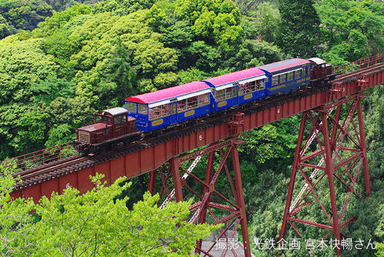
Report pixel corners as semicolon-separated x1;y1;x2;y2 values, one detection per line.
259;58;312;95
125;81;213;132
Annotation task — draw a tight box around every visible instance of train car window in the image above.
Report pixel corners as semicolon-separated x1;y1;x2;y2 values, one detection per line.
243;83;249;93
153;106;164;119
171;104;177;114
107;117;112;124
216;89;226;101
149;107;161;120
115;116;122;124
245;82;255;93
280;74;286;83
225;88;232;99
256;80;264;90
302;67;306;76
288;72;293;81
232;87;238;97
239;84;245;95
122;115;127;123
272;76;278;86
95;115;102;123
161;104;169;116
127;102;137;113
178;100;186;112
138;104;148;115
187;96;198;110
199;94;210;106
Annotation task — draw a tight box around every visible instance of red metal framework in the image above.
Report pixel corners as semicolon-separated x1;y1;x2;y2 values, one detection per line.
0;142;78;172
333;53;384;74
279;93;370;256
147;137;251;257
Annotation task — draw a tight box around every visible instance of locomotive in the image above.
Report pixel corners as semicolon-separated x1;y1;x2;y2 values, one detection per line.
75;57;334;154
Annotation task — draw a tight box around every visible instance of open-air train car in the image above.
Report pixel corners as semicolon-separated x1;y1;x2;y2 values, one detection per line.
202;67;267;111
125;81;213;132
259;58;311;95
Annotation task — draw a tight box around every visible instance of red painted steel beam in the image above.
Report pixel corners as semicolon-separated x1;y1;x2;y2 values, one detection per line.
322;111;342;256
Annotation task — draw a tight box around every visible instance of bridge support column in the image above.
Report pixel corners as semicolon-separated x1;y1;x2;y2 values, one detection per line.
279;94;371;256
148;137;251;257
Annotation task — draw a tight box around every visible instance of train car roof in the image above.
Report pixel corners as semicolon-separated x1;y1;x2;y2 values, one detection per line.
98;107;128;116
308;57;326;65
258;58;310;73
202;67;266;88
125;81;211;105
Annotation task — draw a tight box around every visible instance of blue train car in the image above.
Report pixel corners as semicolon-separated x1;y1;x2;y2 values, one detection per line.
125;81;212;132
202;67;267;112
259;58;311;96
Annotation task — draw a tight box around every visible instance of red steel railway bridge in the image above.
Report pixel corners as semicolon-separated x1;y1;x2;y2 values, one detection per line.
2;54;384;256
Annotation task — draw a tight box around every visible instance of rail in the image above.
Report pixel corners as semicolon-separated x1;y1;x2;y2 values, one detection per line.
333;53;384;75
0;141;78;173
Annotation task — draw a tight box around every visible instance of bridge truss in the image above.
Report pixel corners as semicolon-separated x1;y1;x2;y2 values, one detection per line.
279;93;371;256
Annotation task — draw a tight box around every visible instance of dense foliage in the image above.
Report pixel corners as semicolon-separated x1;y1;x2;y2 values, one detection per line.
277;0;323;58
0;0;383;255
317;0;384;64
0;167;218;256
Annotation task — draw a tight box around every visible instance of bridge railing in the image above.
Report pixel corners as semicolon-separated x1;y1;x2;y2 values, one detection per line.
0;141;78;173
333;53;384;75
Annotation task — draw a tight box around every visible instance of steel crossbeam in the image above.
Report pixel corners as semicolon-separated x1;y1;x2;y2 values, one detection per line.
146;137;251;257
279;93;371;257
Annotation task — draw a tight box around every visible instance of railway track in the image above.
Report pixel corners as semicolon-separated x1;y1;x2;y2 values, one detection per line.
11;60;384;191
334;62;384;82
13;155;89;190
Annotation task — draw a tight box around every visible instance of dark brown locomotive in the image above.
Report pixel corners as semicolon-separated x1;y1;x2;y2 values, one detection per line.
309;57;335;83
75;107;138;154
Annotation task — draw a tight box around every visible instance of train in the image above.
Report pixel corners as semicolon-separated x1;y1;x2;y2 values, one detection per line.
75;57;334;154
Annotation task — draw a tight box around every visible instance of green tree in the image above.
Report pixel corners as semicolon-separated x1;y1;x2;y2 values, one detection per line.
238;116;300;172
0;172;219;256
30;75;76;105
277;0;323;58
223;39;283;70
175;0;242;52
67;10;178;107
0;36;62;158
232;0;278;16
0;161;35;255
0;36;59;105
93;0;156;15
316;0;384;63
253;2;280;43
0;0;54;38
0;14;11;38
42;0;94;12
32;3;92;37
43;96;95;147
